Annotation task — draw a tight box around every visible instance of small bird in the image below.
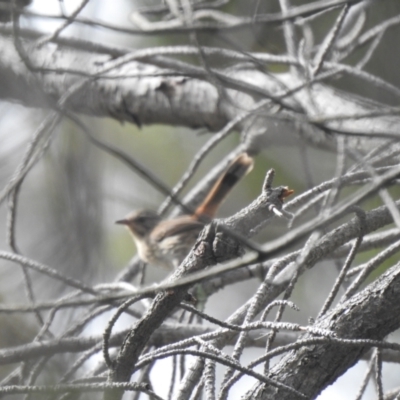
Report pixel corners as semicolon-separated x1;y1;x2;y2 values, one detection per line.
116;153;254;269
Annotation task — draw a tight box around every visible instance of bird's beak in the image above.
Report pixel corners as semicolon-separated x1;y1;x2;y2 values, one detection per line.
281;187;295;200
115;219;128;225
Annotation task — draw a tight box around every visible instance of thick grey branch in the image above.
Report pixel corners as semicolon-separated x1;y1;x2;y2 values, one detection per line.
0;34;399;153
245;261;400;400
177;201;399;398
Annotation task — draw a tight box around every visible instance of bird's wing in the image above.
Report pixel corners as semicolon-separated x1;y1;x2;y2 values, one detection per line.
151;216;204;242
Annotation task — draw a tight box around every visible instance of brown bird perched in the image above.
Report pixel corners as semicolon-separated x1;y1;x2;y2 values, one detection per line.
116;153;254;269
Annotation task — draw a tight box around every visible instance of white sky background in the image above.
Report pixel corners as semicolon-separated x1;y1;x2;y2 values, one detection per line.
1;1;399;399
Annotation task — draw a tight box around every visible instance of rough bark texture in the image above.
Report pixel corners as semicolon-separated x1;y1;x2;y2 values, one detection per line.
0;35;225;130
0;33;399;154
245;262;400;400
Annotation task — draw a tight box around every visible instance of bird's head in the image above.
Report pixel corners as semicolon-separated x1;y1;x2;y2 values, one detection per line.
116;209;161;238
